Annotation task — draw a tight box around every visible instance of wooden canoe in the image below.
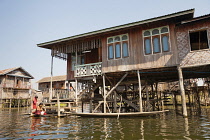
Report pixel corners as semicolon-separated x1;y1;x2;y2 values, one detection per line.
72;110;169;117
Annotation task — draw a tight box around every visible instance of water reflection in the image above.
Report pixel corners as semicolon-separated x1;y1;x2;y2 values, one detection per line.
1;108;210;139
184;118;191;140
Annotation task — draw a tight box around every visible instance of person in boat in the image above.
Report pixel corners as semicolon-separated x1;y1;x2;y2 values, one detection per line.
31;95;38;114
34;103;47;116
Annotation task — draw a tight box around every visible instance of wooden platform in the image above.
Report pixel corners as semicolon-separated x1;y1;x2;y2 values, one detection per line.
72;110;169;117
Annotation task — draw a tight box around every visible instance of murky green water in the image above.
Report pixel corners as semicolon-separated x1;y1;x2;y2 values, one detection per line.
0;108;210;140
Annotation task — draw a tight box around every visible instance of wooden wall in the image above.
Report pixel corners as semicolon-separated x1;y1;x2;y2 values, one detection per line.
102;21;179;73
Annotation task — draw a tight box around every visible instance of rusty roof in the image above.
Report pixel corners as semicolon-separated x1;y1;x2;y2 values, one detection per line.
0;67;18;75
37;75;67;83
0;67;34;79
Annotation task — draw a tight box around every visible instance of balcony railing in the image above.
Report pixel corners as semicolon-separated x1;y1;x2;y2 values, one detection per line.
0;83;31;89
75;62;102;77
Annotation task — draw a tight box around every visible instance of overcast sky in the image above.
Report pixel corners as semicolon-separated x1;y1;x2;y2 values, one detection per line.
0;0;210;89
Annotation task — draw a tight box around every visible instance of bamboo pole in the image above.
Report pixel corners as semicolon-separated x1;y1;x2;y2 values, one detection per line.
177;66;188;117
137;70;143;112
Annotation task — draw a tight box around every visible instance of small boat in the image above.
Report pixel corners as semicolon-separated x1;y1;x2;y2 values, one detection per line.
72;110;169;117
23;112;72;117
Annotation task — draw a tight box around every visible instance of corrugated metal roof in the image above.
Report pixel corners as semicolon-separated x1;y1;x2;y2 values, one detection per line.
0;67;18;75
37;9;194;48
181;13;210;24
37;75;67;83
0;67;34;79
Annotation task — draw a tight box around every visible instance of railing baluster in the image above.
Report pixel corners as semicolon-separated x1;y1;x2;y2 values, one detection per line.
75;62;102;77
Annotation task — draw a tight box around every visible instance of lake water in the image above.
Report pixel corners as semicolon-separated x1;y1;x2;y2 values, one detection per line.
0;108;210;140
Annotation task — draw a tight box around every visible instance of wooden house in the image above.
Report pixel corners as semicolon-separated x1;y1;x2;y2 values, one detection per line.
37;9;210;116
37;75;68;91
0;67;34;108
37;75;75;102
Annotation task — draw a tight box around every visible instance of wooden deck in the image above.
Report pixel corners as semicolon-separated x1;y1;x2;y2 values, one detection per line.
72;110;169;117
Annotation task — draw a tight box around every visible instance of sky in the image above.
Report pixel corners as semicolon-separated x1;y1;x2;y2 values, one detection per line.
0;0;210;89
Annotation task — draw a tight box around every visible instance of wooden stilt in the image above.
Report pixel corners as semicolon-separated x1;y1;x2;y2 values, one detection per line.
177;66;188;117
50;55;54;101
146;82;150;112
10;99;12;108
103;74;106;113
57;92;60;117
75;78;78;107
114;91;117;113
137;70;143;112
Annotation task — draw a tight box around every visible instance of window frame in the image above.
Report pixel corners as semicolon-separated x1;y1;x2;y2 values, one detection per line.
107;34;129;60
189;29;209;51
143;26;170;55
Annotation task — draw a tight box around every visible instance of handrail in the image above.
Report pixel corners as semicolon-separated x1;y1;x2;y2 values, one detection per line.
75;62;102;77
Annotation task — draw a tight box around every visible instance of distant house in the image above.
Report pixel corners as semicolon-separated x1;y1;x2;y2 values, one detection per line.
37;75;68;91
0;67;34;108
37;75;75;102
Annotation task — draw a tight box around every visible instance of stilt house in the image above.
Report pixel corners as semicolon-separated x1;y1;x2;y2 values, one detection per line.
0;67;34;108
37;9;210;116
37;75;75;102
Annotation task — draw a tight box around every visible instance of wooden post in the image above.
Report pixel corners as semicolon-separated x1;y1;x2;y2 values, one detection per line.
137;70;143;112
57;91;60;117
50;55;54;101
146;82;150;112
103;74;106;113
10;99;12;108
177;66;188;117
75;78;78;107
114;91;117;113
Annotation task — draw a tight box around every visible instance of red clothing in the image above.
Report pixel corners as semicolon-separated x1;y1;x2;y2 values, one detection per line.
33;98;38;109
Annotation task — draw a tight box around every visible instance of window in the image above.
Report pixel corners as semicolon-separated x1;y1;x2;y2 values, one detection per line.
122;42;129;57
108;45;114;59
143;26;170;55
190;30;209;51
107;34;129;59
144;38;151;54
115;44;121;58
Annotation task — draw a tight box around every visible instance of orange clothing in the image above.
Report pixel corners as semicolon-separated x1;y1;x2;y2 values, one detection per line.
32;98;38;109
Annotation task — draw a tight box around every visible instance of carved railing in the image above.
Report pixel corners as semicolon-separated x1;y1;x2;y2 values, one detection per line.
75;62;102;77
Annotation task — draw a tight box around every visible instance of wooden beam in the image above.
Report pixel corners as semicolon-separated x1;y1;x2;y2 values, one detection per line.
105;72;128;98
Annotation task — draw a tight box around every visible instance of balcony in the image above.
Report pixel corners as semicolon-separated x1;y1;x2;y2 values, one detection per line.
1;83;31;89
75;62;102;77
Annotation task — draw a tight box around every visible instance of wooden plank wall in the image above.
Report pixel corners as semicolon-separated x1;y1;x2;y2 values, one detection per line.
102;21;178;73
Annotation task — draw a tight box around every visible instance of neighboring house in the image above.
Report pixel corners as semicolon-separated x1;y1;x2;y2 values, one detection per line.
37;75;68;91
37;9;210;115
37;75;75;102
0;67;34;108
